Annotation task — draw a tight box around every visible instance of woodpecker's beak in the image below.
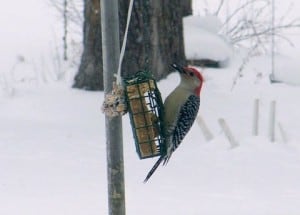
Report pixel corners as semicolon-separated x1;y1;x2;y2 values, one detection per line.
170;63;186;74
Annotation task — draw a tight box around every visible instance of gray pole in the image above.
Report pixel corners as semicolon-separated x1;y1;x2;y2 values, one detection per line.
271;0;275;80
101;1;126;214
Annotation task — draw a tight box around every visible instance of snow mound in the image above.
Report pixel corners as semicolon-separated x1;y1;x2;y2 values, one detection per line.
273;55;300;85
183;15;232;62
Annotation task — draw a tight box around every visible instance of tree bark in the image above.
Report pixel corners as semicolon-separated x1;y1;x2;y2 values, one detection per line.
73;0;102;90
73;0;192;91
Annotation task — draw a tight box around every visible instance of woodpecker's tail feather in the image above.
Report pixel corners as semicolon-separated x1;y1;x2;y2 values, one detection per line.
162;154;172;166
144;156;165;183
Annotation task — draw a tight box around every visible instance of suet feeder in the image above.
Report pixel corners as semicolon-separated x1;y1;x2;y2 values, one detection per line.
124;71;165;159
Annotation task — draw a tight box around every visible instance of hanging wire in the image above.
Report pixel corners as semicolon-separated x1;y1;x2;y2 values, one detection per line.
116;0;134;85
142;0;151;71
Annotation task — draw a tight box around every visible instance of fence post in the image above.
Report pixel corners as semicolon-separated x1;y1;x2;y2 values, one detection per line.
252;98;259;136
196;115;214;141
218;118;239;148
277;122;288;144
269;100;276;142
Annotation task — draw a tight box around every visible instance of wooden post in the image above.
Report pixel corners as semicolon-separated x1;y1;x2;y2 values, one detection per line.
196;115;214;141
252;98;259;136
269;100;276;142
101;0;126;214
278;122;288;144
218;118;239;148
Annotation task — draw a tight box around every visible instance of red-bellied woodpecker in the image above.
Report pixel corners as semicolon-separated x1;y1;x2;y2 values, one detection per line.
144;63;204;182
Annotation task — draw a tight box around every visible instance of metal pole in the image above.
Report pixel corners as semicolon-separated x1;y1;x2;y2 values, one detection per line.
225;0;229;34
101;1;126;214
271;0;275;80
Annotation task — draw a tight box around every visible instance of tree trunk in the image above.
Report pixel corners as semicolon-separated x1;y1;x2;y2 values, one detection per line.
73;0;191;91
73;0;102;90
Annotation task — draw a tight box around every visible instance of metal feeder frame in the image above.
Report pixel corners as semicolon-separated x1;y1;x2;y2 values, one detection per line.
124;71;165;159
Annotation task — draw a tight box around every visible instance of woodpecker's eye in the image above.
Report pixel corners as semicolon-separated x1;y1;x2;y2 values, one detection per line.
189;72;194;76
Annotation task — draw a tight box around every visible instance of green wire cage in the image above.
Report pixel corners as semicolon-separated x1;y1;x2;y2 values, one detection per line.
124;71;165;159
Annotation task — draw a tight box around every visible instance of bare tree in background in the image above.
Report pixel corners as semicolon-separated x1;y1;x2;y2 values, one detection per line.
50;0;83;60
63;0;68;61
73;0;102;90
72;0;192;91
50;0;83;26
202;0;300;52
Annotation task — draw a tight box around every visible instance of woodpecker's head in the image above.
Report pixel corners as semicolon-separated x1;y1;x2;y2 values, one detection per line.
171;63;204;96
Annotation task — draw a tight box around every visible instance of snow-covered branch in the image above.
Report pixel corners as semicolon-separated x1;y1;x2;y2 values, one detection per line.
209;0;300;51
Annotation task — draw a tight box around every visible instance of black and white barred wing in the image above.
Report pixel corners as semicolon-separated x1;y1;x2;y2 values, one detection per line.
164;95;200;163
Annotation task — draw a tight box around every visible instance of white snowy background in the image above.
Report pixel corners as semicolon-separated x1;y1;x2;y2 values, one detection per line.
1;0;300;214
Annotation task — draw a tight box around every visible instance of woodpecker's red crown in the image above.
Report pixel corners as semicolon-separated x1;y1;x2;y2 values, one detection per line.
182;66;204;96
170;63;204;96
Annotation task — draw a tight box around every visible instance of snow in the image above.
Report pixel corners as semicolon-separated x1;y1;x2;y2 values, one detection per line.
1;1;300;215
183;15;232;62
2;69;300;215
186;14;222;34
271;55;300;85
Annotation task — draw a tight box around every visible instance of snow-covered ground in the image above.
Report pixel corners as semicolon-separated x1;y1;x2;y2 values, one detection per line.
1;63;300;215
1;1;300;215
